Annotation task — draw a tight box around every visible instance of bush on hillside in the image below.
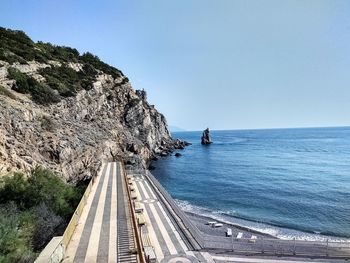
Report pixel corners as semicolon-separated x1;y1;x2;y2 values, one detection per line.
0;203;37;263
0;85;16;99
7;67;60;104
39;64;97;95
1;27;124;78
0;167;87;261
1;27;127;105
80;52;123;79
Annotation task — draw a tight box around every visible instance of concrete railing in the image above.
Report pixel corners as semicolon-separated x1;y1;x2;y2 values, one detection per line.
61;177;94;248
35;237;64;263
35;164;100;263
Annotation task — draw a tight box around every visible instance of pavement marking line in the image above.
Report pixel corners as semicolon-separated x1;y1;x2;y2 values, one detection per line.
97;162;114;261
186;251;195;257
136;179;147;201
84;162;111;262
143;174;189;253
143;173;191;254
148;202;178;255
139;180;151;199
156;201;189;252
211;255;325;263
108;162;117;262
201;251;215;263
144;180;157;199
139;200;165;261
134;180;164;259
192;251;207;262
62;163;106;262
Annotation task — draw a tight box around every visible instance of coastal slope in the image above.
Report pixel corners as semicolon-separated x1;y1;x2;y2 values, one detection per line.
0;27;185;182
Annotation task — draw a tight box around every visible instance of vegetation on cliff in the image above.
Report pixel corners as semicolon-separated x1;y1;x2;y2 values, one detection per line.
0;26;182;261
0;27;125;104
0;167;86;263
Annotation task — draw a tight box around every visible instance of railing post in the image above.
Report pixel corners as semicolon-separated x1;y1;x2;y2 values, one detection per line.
262;238;264;254
326;238;329;257
231;234;234;252
293;238;296;255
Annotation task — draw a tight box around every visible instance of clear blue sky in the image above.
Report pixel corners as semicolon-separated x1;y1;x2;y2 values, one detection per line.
1;0;350;131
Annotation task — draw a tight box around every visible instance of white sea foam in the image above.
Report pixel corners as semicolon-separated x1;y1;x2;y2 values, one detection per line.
175;199;350;242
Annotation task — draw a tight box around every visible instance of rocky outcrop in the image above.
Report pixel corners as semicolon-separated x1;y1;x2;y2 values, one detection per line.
0;60;187;182
201;128;212;145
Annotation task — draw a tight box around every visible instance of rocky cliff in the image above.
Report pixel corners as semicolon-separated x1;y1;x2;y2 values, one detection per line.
0;27;186;182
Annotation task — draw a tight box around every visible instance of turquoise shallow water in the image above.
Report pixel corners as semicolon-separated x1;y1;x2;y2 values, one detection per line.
152;127;350;240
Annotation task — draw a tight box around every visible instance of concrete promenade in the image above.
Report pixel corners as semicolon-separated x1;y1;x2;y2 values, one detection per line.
63;162;138;263
129;172;350;263
129;172;203;263
59;161;348;263
128;171;343;263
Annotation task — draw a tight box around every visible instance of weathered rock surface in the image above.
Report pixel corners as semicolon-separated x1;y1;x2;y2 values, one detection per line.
0;61;187;182
201;128;212;145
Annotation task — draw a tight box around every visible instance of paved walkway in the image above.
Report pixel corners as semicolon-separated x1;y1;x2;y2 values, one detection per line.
211;255;336;263
63;162;137;263
129;171;349;263
61;163;348;263
130;172;206;263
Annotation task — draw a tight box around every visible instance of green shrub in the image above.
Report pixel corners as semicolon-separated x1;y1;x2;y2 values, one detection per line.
7;67;60;104
1;27;127;105
0;85;16;99
0;203;37;263
0;27;35;64
0;167;86;260
30;203;63;250
0;27;124;80
7;67;31;93
0;173;30;210
39;64;96;95
30;83;60;104
80;52;123;79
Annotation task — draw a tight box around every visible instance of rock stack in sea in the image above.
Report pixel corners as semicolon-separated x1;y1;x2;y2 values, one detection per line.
201;128;212;145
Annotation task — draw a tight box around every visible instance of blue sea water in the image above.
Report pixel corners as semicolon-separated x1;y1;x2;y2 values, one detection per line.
152;127;350;240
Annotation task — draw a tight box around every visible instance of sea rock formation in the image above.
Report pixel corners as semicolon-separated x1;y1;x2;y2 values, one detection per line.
201;128;212;145
0;28;188;182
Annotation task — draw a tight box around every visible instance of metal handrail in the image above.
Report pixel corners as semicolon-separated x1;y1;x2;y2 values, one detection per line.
122;163;146;263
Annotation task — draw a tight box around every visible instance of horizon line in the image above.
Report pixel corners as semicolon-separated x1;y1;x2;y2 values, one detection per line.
171;125;350;133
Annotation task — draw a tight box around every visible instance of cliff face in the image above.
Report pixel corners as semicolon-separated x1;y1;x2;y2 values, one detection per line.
0;28;185;182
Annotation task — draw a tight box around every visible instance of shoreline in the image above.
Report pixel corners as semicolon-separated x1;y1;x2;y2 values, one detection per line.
182;207;350;242
145;169;350;258
185;211;276;239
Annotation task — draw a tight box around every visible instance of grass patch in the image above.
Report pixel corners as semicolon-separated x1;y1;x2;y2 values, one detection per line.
0;167;87;262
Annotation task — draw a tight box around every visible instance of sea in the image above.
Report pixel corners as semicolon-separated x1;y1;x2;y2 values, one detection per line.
151;127;350;241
